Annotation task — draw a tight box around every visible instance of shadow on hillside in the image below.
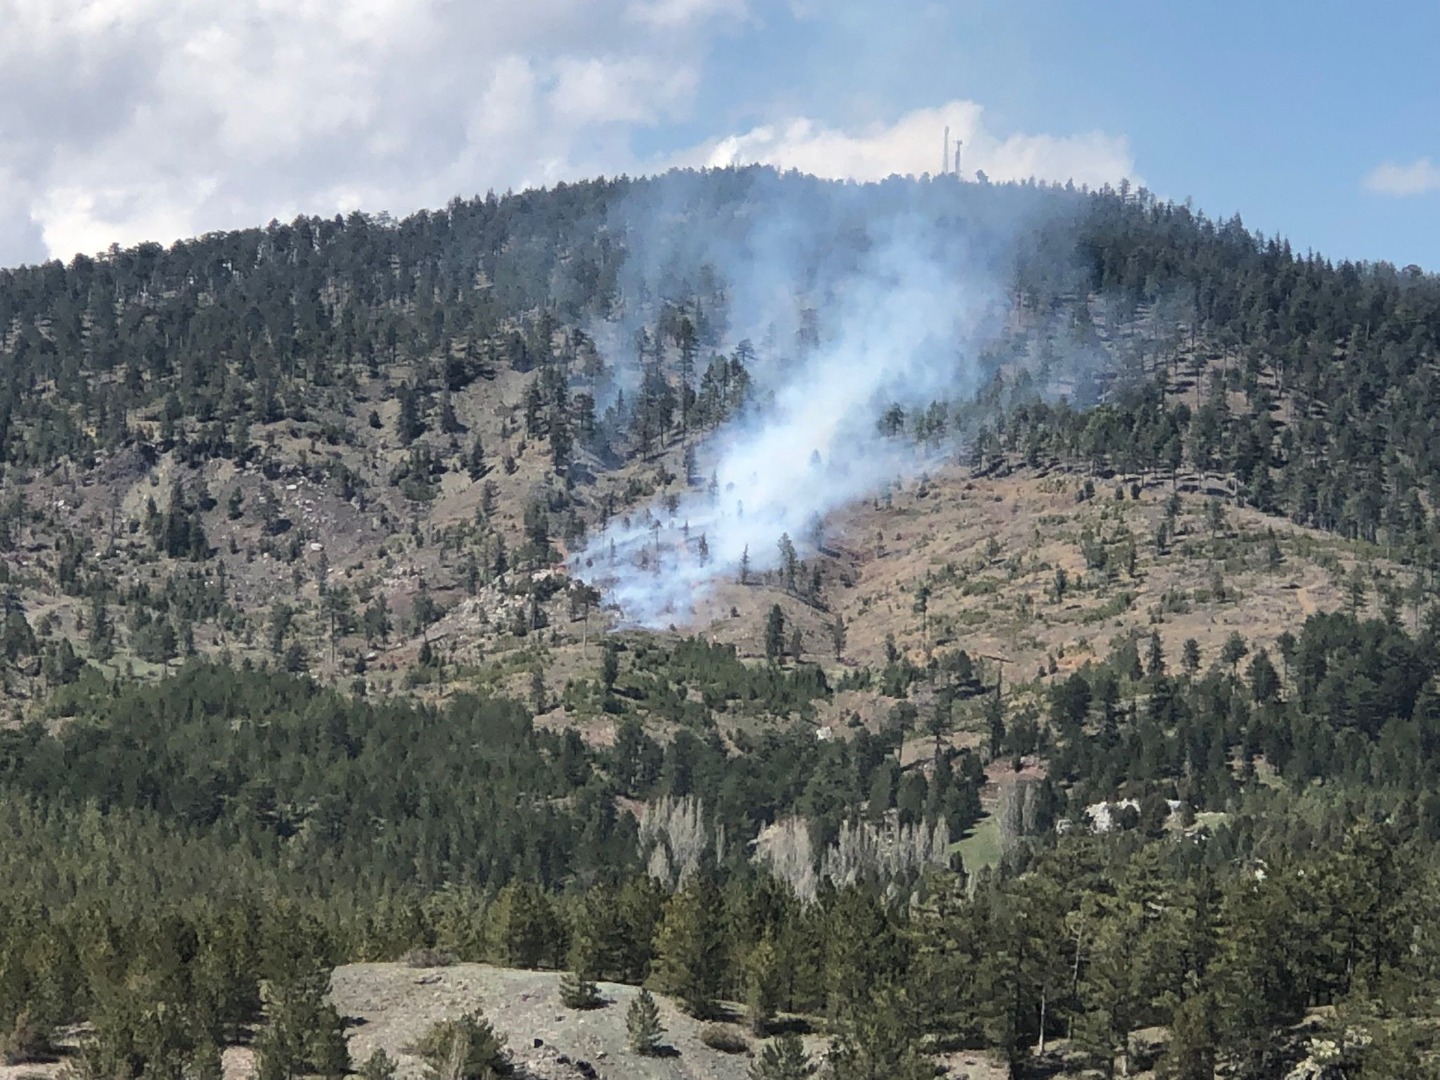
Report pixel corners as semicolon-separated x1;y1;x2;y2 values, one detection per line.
764;1016;816;1037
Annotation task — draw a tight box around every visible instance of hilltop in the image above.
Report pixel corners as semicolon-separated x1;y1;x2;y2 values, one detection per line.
0;168;1431;717
3;169;1440;1080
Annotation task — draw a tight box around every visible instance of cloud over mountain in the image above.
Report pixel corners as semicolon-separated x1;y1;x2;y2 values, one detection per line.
0;0;1135;265
690;101;1137;190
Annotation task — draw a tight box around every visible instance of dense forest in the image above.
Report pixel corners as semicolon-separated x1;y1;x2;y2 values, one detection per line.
5;613;1440;1078
2;168;1440;1079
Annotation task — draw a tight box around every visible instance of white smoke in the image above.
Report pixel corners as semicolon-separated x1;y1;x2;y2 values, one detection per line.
570;172;1046;627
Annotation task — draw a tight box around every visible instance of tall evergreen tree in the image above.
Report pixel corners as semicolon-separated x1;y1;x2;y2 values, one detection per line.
653;872;728;1019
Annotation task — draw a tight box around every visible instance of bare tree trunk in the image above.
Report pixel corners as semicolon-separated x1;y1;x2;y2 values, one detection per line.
1036;989;1047;1056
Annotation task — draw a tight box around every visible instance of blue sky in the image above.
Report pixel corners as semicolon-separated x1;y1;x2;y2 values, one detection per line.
1;0;1436;268
677;0;1440;267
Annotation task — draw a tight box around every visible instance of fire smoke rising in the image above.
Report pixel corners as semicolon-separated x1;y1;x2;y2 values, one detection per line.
572;172;1045;627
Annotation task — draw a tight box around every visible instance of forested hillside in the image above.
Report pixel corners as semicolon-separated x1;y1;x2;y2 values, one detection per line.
2;168;1440;1079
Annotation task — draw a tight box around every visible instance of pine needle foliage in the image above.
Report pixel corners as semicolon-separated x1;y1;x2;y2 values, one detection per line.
626;989;666;1056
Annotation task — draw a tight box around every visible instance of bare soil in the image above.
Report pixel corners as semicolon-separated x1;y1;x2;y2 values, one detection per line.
328;962;819;1080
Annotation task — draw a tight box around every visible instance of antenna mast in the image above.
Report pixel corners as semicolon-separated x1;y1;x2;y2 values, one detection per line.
943;126;950;176
954;140;962;178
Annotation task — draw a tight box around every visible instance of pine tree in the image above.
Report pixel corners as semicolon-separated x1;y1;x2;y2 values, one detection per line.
777;533;798;592
1181;638;1201;676
190;1038;224;1080
558;970;601;1010
744;936;782;1035
1146;630;1165;678
490;882;559;969
88;597;115;662
601;641;620;698
653;873;727;1019
550;411;573;474
748;1033;814;1080
307;1017;351;1080
413;1012;510;1080
1073;897;1144;1078
825;985;930;1080
1159;993;1217;1080
360;1048;398;1080
765;605;785;662
256;972;351;1080
626;989;665;1056
396;385;424;446
1220;631;1249;675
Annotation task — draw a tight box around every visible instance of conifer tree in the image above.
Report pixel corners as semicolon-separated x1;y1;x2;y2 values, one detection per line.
744;935;782;1035
601;640;620;697
626;989;665;1056
558;970;601;1010
490;882;559;969
653;872;727;1019
1159;993;1218;1080
1181;637;1202;676
255;972;350;1080
825;984;930;1080
88;597;115;662
765;605;785;662
360;1048;398;1080
748;1032;814;1080
414;1012;510;1080
467;436;486;480
396;385;424;446
190;1038;224;1080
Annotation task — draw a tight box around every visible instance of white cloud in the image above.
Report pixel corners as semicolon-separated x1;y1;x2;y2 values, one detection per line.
35;179;218;266
0;0;732;264
689;100;1138;190
550;57;698;126
625;0;746;28
1363;158;1440;197
0;1;1140;266
472;57;541;141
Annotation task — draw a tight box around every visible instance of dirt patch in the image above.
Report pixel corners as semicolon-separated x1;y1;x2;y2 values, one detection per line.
330;962;813;1080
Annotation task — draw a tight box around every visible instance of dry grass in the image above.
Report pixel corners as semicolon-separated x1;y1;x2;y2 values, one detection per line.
3;333;1401;750
802;466;1394;698
421;459;1401;753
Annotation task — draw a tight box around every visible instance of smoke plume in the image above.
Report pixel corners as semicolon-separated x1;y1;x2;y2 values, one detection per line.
572;169;1057;627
